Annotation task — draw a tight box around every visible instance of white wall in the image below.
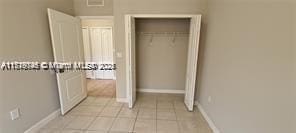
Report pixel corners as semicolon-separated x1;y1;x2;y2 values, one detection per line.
135;19;190;90
293;4;296;133
74;0;113;16
81;19;113;27
197;0;296;133
0;0;74;133
0;2;4;132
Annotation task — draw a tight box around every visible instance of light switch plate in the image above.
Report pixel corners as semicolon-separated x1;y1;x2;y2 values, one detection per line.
208;96;212;103
10;108;20;120
116;52;122;58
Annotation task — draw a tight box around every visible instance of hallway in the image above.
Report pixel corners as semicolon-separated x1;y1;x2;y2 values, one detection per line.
87;79;116;98
38;93;212;133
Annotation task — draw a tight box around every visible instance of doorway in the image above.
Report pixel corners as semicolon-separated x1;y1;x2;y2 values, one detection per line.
48;8;120;114
80;17;116;98
125;14;201;111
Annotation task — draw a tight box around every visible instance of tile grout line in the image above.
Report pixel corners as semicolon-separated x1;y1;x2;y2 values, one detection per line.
50;93;205;133
67;96;110;132
65;96;115;132
173;99;182;133
60;96;98;131
156;95;158;133
131;101;139;133
88;97;109;130
59;113;78;131
107;102;124;132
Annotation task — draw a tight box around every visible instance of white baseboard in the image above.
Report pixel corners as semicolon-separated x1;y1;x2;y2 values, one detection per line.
116;98;128;103
24;109;61;133
195;101;221;133
137;88;185;94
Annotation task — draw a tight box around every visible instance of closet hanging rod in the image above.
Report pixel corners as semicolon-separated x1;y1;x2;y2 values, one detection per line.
137;32;189;34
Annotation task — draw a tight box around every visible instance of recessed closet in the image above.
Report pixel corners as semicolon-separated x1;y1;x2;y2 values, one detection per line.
135;18;190;92
125;15;201;111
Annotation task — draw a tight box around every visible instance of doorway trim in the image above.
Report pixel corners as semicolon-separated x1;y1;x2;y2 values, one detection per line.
125;14;202;110
82;26;115;80
78;16;114;20
78;15;118;99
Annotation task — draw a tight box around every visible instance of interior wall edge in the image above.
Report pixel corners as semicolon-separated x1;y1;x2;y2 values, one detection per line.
195;101;221;133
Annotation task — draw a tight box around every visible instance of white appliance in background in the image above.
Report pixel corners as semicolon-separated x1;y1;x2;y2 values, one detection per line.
82;27;115;80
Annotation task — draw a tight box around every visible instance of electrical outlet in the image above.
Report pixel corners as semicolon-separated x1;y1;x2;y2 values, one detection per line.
10;108;20;120
208;96;212;103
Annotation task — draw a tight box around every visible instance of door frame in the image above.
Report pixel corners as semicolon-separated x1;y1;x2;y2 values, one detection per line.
78;16;115;70
78;16;119;97
125;14;202;110
82;26;115;80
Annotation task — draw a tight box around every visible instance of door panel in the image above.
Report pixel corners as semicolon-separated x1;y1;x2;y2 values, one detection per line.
89;28;114;79
126;15;136;108
131;18;136;108
60;23;82;61
65;74;84;99
82;28;94;79
82;28;93;79
101;29;114;79
48;9;87;115
90;29;104;79
184;15;202;111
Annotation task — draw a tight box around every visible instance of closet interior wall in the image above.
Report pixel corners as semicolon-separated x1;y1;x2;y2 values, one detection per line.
135;18;190;91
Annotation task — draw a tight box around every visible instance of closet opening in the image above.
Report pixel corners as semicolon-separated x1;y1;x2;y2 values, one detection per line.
80;17;117;98
125;15;201;111
136;18;190;94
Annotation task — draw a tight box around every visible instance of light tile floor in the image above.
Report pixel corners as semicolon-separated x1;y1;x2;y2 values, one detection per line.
87;79;116;97
39;93;213;133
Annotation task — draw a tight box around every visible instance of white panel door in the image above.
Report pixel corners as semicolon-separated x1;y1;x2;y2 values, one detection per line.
184;15;202;111
48;9;87;115
125;15;136;108
90;28;104;79
90;28;114;80
82;28;94;79
101;28;114;79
